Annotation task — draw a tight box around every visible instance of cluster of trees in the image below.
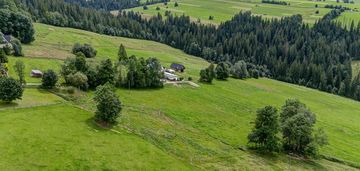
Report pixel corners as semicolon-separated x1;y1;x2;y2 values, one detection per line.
200;60;270;83
248;99;328;157
122;56;164;88
15;0;360;101
64;0;169;11
62;45;163;90
61;53;112;90
116;44;163;88
324;4;350;10
72;43;97;58
0;0;34;44
261;0;289;5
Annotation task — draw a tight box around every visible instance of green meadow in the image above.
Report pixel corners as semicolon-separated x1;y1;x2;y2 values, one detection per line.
127;0;360;26
1;23;359;169
126;0;332;24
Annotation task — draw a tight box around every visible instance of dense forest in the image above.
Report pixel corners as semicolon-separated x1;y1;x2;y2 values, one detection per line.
6;0;360;101
63;0;169;11
0;0;34;43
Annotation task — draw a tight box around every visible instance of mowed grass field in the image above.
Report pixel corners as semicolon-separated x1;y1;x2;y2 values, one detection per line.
126;0;330;24
1;23;359;169
127;0;360;27
0;104;193;170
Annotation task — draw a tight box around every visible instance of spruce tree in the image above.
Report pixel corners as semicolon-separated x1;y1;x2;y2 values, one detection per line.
118;44;128;62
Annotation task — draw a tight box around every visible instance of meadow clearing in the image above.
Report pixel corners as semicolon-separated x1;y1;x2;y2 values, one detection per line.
126;0;360;26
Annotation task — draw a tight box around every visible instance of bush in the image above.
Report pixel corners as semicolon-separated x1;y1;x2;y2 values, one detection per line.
143;5;148;10
66;86;76;94
215;62;230;80
199;63;215;83
188;77;193;81
42;70;58;89
0;49;8;63
66;72;88;90
231;60;249;79
0;77;23;102
156;6;160;10
174;2;179;7
72;43;97;58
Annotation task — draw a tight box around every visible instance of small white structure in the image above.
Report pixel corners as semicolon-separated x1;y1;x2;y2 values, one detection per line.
30;70;43;78
164;72;178;81
165;69;176;74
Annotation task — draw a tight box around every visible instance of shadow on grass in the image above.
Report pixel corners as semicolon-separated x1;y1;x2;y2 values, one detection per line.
0;101;19;108
247;150;328;170
116;86;165;92
85;117;117;131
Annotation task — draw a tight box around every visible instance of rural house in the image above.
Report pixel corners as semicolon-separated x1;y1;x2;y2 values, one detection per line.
30;70;43;78
170;63;185;72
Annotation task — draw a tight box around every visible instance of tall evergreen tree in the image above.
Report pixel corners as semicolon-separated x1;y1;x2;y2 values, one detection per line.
118;44;128;62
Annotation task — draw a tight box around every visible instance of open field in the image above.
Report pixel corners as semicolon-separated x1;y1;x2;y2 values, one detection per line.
2;23;360;169
335;11;360;27
0;88;63;110
0;104;193;170
7;57;62;83
125;0;331;24
126;0;360;26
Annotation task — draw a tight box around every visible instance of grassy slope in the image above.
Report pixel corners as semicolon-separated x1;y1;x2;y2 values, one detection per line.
0;88;63;109
127;0;360;27
0;104;193;170
3;23;359;169
125;0;330;24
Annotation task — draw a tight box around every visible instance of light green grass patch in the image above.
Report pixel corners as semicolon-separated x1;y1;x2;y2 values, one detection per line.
7;57;62;83
0;104;193;170
0;88;64;110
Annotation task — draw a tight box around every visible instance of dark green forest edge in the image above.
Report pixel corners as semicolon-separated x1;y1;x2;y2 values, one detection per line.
1;0;360;168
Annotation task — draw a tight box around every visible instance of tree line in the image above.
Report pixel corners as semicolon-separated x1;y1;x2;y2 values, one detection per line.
261;0;289;6
63;0;169;11
14;0;360;101
61;44;163;90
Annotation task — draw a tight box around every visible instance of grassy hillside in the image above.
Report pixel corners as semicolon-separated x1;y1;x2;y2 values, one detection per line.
1;23;359;170
125;0;330;24
126;0;360;26
0;103;193;170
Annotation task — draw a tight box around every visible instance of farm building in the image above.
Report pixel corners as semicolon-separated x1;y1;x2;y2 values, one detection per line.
164;72;179;81
170;63;185;72
30;70;43;78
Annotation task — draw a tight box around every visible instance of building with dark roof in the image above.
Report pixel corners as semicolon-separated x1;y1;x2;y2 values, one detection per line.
170;63;185;72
